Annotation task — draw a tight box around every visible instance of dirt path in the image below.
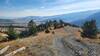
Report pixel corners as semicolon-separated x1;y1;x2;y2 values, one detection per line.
0;26;100;56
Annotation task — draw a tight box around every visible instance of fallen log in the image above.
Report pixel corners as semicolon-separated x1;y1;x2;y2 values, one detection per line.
0;45;10;55
5;47;26;56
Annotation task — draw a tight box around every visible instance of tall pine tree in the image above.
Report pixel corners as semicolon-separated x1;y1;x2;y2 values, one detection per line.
81;20;98;38
28;20;37;35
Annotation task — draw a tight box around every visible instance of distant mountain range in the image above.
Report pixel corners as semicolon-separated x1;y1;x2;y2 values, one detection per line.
0;9;100;27
71;11;100;28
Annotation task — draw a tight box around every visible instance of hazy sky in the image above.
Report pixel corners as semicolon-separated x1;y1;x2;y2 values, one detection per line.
0;0;100;17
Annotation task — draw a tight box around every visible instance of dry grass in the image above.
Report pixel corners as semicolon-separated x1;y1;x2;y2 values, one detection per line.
0;28;69;56
0;27;100;56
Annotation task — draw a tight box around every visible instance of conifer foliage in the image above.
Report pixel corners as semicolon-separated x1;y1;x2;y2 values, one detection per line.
7;25;18;40
81;20;98;38
28;20;37;35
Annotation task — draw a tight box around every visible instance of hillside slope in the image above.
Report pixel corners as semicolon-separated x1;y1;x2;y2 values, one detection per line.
0;26;100;56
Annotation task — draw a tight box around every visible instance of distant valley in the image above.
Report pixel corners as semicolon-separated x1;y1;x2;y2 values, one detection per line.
0;10;100;27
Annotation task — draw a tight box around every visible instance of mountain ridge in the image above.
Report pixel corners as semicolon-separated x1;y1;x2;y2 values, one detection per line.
0;9;100;26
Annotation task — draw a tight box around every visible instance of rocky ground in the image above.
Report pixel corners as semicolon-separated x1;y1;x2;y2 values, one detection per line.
0;26;100;56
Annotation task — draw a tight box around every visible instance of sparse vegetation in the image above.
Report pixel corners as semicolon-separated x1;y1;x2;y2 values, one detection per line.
0;19;79;42
81;20;98;38
28;20;37;36
37;19;68;32
19;20;38;38
45;29;50;33
52;31;55;34
0;36;8;42
0;22;100;56
7;25;18;40
19;31;30;38
59;19;65;27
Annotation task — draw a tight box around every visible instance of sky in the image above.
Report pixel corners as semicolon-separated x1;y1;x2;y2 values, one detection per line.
0;0;100;17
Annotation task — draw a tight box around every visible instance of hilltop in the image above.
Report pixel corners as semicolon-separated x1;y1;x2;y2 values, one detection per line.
0;26;100;56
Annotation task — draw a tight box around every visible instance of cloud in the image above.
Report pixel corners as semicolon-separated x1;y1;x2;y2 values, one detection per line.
1;0;100;17
44;0;100;15
47;0;100;10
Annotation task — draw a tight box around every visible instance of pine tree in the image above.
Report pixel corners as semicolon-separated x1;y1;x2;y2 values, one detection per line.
81;20;98;38
28;20;37;35
7;25;17;40
59;19;65;27
48;20;53;27
45;21;49;29
53;20;58;29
